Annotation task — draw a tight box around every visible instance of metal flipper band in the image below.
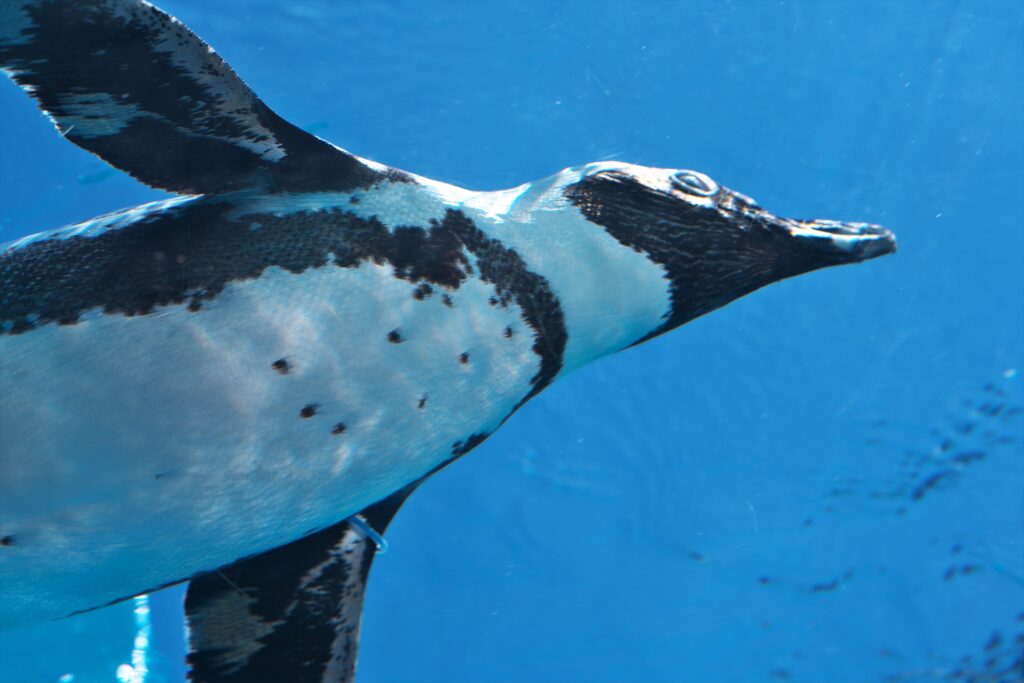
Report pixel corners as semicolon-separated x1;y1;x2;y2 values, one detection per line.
346;514;389;554
184;484;418;683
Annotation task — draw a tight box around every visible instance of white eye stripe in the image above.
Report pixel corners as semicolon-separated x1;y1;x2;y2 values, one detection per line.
671;170;719;197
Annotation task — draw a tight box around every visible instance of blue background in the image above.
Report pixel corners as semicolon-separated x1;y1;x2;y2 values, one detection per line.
1;1;1022;681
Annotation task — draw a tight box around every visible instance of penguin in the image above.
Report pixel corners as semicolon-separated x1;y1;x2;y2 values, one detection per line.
0;1;897;681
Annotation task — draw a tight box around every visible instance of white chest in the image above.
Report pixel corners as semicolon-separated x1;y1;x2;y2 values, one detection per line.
0;172;673;628
0;258;538;626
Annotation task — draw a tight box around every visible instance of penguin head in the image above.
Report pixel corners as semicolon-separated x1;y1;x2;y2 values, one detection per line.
563;162;896;343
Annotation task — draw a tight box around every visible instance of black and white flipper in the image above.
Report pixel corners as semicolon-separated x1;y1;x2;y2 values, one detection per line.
184;485;417;683
0;0;390;194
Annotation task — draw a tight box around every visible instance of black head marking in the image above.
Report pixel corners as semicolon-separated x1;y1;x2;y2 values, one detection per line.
565;168;895;343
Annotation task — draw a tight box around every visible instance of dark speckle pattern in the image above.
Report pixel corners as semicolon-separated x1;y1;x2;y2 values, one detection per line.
442;209;566;410
271;358;290;375
0;205;568;459
299;404;318;419
2;204;465;335
0;535;13;547
459;352;470;364
331;422;347;436
417;395;427;409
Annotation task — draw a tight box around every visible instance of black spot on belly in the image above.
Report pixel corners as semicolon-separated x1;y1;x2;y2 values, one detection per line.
300;404;318;418
271;358;290;374
387;329;403;344
444;209;567;410
418;394;427;409
1;204;567;421
459;352;470;364
0;535;14;547
331;422;347;435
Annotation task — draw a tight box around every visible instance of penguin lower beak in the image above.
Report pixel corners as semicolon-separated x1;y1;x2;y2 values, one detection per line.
784;218;898;263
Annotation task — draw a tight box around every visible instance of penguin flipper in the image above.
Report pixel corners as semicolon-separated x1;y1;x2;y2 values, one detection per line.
184;485;416;683
0;0;385;195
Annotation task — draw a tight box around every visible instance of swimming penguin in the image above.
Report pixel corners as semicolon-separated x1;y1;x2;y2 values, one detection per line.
0;1;896;681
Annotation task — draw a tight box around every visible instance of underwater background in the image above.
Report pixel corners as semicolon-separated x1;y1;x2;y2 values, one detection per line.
1;0;1022;681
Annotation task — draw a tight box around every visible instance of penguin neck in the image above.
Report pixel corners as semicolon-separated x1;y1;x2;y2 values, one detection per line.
327;166;674;376
461;170;674;376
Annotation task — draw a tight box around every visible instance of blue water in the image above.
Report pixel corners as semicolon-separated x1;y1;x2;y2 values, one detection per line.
1;1;1022;681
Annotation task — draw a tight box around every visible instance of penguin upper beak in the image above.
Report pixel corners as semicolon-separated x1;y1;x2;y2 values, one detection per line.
781;218;898;263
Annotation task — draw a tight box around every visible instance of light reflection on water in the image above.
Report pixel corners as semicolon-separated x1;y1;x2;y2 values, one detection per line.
114;596;150;683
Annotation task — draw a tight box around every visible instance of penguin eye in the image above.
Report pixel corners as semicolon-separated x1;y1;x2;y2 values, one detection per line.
671;170;719;197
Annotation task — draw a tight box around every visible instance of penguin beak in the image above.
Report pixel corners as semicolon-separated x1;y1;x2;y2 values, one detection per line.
779;218;898;263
